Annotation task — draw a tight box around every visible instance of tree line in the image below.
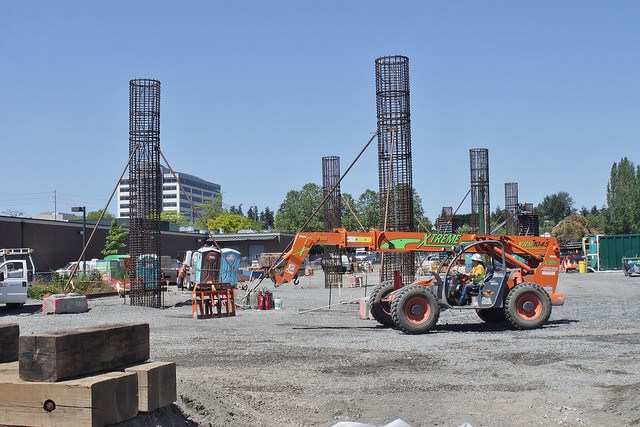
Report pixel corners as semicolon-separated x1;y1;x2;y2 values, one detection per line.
68;156;640;246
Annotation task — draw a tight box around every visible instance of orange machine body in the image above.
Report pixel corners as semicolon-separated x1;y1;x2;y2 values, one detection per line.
270;228;564;306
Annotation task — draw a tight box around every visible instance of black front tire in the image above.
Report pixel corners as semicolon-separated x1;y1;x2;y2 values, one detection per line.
390;285;440;334
369;282;396;327
504;282;552;330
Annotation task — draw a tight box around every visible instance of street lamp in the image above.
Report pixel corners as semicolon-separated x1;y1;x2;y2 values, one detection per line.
71;206;86;275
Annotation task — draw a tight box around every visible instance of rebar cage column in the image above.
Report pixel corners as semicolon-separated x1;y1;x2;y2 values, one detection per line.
505;182;519;235
436;207;455;233
375;55;415;284
322;156;342;288
470;148;490;234
128;78;163;308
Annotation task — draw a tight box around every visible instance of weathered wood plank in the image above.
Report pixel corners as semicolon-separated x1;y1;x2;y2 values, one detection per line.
0;323;19;363
125;361;177;412
0;362;138;427
19;323;149;382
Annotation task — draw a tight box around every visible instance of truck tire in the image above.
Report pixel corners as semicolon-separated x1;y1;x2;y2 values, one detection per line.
504;282;552;330
368;282;396;327
390;284;440;334
476;308;507;324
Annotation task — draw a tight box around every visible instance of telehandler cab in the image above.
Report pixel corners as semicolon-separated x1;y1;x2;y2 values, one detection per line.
268;228;564;334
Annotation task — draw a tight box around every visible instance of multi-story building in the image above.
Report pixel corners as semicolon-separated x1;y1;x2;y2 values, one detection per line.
117;166;221;220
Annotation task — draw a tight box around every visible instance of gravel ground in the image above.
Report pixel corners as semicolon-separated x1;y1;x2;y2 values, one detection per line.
2;270;639;427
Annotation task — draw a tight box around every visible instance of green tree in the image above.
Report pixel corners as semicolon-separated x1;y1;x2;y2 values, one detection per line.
259;207;275;230
489;206;508;234
102;219;128;256
208;213;260;233
356;189;379;230
536;192;576;224
195;194;226;229
160;210;188;225
340;193;362;231
85;210;115;220
606;157;639;234
413;191;433;232
274;183;324;233
585;205;607;234
552;214;592;247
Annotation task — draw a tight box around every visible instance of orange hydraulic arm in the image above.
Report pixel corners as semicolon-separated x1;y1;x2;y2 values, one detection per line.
269;228;561;293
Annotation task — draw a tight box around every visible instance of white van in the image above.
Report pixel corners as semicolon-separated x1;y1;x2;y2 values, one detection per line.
0;248;36;308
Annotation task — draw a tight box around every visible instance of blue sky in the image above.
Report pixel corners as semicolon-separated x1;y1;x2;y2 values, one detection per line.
1;1;638;222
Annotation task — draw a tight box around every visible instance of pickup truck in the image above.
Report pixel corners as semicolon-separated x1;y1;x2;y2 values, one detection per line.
0;248;36;308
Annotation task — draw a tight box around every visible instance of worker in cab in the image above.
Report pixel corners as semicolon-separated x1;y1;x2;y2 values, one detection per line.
457;254;486;305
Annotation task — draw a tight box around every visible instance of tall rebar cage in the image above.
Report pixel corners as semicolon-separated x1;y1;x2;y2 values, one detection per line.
470;148;490;234
128;78;163;308
505;182;519;235
375;55;415;284
322;156;343;288
436;207;458;233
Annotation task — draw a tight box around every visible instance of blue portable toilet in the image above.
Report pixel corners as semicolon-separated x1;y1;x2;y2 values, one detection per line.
220;248;241;287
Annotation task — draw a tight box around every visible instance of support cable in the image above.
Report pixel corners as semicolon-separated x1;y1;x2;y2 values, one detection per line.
246;131;379;298
64;145;140;293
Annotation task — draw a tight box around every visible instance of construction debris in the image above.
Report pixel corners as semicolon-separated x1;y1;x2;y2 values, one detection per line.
42;293;89;315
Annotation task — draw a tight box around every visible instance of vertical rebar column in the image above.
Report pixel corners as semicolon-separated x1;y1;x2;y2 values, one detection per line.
322;156;342;288
505;182;519;235
375;55;415;284
436;207;454;233
128;78;163;308
470;148;490;234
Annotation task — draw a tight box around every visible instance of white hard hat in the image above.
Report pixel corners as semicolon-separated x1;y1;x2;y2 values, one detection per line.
471;254;482;262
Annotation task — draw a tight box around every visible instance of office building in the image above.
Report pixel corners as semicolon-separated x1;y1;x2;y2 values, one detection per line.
117;166;221;220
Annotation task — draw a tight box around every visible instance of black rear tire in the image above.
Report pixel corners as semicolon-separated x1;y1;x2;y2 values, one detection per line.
504;282;552;330
369;282;396;327
476;308;507;324
390;285;440;334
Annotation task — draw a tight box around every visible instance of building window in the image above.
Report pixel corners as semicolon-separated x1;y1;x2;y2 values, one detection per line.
163;202;177;207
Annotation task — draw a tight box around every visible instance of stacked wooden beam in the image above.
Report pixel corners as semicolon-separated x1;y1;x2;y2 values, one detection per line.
0;323;177;427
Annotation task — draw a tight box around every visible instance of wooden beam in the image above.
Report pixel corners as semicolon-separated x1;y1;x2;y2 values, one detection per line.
0;361;139;427
0;324;19;363
19;323;149;382
125;362;177;412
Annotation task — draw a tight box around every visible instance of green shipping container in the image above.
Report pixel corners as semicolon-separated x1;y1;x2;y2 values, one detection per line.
594;234;640;270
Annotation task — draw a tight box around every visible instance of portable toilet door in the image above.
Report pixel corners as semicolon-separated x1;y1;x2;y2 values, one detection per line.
220;248;241;287
198;247;221;284
190;251;202;285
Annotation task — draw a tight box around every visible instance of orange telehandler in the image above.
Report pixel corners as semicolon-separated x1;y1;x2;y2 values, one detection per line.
267;228;564;334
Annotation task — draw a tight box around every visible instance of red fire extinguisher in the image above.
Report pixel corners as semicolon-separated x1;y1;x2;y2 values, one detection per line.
258;292;265;310
263;292;271;311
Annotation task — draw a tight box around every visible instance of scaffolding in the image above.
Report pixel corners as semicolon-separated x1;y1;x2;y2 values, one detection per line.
375;55;415;284
322;156;343;288
505;182;519;235
128;78;163;308
470;148;490;234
